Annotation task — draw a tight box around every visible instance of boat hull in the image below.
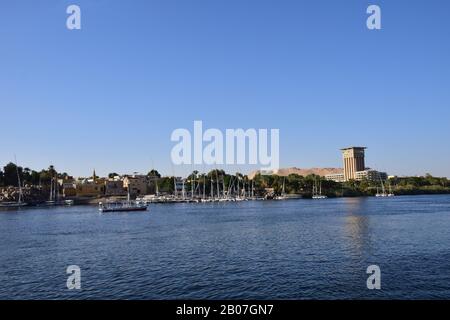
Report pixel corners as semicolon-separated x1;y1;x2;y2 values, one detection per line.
0;202;28;208
99;206;148;213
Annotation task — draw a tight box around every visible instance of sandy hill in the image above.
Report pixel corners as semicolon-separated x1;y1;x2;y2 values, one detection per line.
248;167;343;179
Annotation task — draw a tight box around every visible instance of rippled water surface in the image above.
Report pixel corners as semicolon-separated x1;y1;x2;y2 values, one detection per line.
1;195;450;299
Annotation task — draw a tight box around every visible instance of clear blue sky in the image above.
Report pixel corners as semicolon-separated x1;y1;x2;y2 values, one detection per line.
1;0;449;177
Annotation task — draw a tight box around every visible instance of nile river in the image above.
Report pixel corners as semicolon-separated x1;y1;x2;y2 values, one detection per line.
1;195;450;299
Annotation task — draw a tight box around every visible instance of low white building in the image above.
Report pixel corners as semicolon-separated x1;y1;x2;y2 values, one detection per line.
326;169;387;182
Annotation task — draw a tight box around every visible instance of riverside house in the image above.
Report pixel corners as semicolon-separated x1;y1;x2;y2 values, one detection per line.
123;175;149;197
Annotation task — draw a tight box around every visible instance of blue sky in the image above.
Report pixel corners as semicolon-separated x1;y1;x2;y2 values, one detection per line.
1;0;449;177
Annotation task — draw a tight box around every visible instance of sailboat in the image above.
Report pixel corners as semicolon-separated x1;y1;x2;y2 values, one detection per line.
275;177;287;200
0;157;28;208
312;178;327;199
41;171;74;206
375;178;389;197
387;182;395;197
44;176;58;206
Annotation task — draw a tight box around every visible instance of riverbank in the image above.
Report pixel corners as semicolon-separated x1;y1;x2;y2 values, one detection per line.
3;191;450;210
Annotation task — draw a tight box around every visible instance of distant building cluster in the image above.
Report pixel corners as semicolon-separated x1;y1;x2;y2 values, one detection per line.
325;147;387;182
56;147;388;199
60;170;151;198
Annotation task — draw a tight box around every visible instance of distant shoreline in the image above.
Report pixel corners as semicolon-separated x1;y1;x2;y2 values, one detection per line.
2;192;450;210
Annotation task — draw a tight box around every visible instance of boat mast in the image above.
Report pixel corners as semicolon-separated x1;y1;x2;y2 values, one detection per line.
191;174;194;200
182;180;186;199
14;155;23;204
251;180;254;198
222;175;226;198
380;177;386;195
236;174;240;198
203;174;206;199
215;170;220;199
55;168;59;202
173;177;177;198
49;177;53;201
210;177;213;198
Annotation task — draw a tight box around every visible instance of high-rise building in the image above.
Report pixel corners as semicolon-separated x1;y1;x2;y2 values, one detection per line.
341;147;366;181
325;146;388;183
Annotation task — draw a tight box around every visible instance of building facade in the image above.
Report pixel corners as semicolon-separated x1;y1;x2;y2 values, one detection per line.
105;179;126;196
76;182;105;197
354;169;387;181
341;147;366;181
123;175;149;196
324;173;345;183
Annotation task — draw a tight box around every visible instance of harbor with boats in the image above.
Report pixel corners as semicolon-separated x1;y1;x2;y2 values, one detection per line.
1;146;450;210
2;164;450;210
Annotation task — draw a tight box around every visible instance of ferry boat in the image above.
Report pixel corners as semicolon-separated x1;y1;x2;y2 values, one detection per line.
99;201;148;212
99;186;148;212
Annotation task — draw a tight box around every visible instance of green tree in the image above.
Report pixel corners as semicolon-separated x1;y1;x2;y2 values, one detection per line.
147;169;161;178
30;170;40;185
3;162;22;187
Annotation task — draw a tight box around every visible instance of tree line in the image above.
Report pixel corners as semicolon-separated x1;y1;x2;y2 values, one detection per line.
0;163;67;188
2;162;449;197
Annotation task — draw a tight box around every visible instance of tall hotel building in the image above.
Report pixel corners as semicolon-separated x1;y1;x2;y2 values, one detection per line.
325;146;387;182
341;147;366;181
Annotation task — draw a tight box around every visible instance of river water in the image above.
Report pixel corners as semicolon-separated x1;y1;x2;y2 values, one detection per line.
1;195;450;299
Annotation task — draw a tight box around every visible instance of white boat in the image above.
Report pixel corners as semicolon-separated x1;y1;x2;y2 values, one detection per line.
274;177;288;200
42;199;74;206
99;201;148;212
99;186;148;212
375;178;392;197
64;199;75;205
387;183;395;197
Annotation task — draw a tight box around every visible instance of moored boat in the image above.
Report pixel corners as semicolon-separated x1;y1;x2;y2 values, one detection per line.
99;201;148;212
99;185;148;212
0;201;28;208
312;178;328;199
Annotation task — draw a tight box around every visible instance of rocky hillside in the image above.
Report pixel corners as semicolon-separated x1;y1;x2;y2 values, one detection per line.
248;167;343;179
0;186;47;203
